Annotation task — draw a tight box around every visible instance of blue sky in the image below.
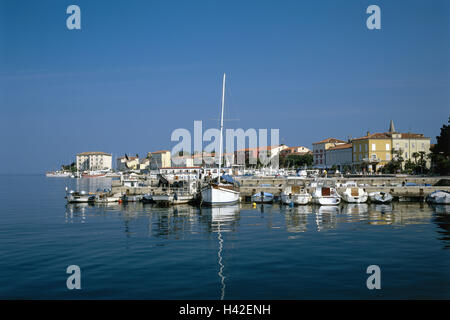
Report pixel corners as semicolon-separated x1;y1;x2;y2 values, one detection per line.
0;0;448;173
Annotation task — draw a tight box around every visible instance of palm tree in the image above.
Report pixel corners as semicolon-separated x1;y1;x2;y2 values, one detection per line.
412;152;420;164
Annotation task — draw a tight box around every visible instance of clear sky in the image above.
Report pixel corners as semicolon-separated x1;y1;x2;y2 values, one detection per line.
0;0;449;173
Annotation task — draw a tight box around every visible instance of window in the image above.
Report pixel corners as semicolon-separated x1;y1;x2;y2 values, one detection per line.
405;142;408;148
386;143;390;151
372;144;376;151
405;152;408;158
365;144;368;151
386;153;390;161
412;143;415;148
359;145;361;152
395;143;399;149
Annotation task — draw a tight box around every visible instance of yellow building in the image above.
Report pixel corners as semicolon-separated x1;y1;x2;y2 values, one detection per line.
352;132;392;172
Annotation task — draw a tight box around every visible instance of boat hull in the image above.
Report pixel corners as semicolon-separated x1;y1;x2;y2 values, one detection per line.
201;185;239;205
280;192;312;205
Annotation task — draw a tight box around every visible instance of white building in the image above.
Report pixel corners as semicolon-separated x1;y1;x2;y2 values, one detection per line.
325;143;353;170
312;138;346;169
76;152;112;171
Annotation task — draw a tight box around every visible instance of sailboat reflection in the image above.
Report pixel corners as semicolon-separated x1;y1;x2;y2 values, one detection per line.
202;204;240;300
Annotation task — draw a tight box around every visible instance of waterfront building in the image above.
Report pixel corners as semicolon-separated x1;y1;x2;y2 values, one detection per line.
325;143;353;171
387;121;431;168
280;146;311;157
312;138;346;169
76;152;112;171
234;145;287;167
149;150;171;169
171;155;194;167
351;132;392;172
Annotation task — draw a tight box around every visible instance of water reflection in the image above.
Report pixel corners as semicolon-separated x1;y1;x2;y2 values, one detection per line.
200;205;240;300
282;206;312;233
315;206;339;231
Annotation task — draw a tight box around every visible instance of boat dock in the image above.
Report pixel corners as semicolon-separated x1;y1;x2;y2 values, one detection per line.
109;176;450;202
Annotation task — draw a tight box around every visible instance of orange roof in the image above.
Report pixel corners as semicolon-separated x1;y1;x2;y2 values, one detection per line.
352;132;390;141
327;143;352;150
312;138;346;145
236;145;281;152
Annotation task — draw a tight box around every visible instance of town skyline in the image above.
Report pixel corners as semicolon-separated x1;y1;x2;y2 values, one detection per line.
1;0;448;174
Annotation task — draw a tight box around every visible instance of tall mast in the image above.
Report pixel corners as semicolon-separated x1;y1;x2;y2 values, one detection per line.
218;73;225;178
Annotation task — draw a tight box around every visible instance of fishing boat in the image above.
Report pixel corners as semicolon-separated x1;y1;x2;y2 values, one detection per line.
312;186;341;206
251;191;274;204
426;190;450;204
340;187;368;203
200;74;240;205
280;186;312;205
65;187;95;203
368;191;393;204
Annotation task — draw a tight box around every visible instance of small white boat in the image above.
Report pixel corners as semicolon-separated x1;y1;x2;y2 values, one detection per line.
369;191;393;204
280;186;312;205
312;187;341;206
65;187;95;203
251;191;274;204
94;193;121;203
46;171;71;178
340;187;368;203
426;190;450;204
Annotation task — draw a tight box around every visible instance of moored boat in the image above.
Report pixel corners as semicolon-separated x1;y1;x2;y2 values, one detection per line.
94;193;121;203
312;186;341;206
46;171;71;178
280;186;312;205
65;187;95;203
368;191;393;204
426;190;450;204
200;74;240;206
340;187;368;203
81;170;107;178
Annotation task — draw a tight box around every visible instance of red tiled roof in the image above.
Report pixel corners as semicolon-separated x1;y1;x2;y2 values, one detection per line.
312;138;346;145
352;133;390;141
327;143;352;150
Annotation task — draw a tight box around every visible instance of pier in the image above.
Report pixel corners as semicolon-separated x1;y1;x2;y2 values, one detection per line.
109;176;450;202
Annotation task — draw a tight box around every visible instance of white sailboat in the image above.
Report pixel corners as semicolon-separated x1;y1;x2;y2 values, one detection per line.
201;74;240;205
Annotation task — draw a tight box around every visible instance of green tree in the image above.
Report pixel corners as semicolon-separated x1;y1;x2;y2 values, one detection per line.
431;117;450;175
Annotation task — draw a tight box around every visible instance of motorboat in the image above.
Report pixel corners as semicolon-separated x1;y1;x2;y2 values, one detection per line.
369;191;393;204
251;191;274;204
312;186;341;206
280;186;312;205
65;187;95;203
81;170;107;178
340;187;368;203
426;190;450;204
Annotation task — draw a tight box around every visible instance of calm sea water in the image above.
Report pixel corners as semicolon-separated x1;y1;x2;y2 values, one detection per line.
0;175;449;299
